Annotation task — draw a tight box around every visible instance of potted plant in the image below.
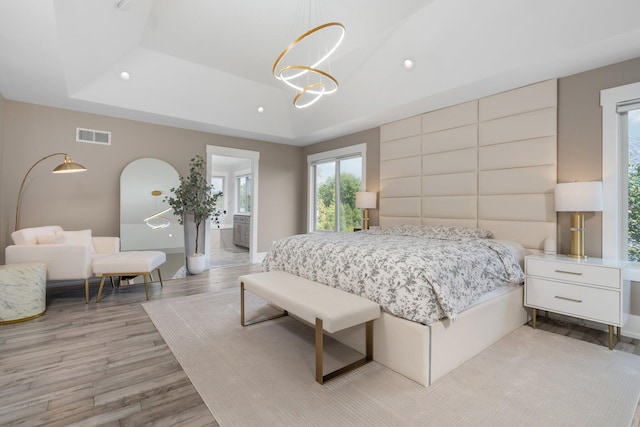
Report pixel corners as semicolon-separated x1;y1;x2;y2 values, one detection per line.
165;155;225;274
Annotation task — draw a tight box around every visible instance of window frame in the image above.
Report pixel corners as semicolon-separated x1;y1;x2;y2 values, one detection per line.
307;143;367;233
601;81;640;280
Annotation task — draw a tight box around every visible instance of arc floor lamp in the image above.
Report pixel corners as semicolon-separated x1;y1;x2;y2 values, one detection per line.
15;153;86;231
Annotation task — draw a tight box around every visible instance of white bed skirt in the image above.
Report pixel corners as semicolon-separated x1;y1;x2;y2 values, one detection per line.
330;285;528;386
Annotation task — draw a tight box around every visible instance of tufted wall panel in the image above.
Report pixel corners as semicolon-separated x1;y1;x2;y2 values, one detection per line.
379;80;558;251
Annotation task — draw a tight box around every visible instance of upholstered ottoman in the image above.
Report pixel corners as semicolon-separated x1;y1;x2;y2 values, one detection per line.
0;263;46;324
92;251;166;302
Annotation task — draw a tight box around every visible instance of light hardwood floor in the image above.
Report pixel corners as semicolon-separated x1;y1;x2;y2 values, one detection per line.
1;264;639;426
0;264;260;426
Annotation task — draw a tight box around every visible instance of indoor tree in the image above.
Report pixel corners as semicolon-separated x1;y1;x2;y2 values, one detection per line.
165;155;224;273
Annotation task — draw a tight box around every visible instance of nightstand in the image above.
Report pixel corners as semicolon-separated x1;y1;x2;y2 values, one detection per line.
524;254;630;349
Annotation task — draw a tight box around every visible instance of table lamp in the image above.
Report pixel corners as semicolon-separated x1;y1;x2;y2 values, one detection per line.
355;192;377;230
554;181;603;259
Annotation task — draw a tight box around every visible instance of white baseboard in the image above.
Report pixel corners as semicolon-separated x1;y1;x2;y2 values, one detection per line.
622;314;640;340
254;251;267;263
585;314;640;340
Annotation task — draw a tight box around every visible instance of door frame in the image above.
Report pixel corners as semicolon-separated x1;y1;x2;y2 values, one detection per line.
206;145;260;264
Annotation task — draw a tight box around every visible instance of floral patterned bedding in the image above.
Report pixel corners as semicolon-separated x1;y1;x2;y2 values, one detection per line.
261;226;525;325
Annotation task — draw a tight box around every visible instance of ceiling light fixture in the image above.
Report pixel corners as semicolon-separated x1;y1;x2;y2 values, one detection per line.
257;106;265;114
273;4;345;109
120;71;130;81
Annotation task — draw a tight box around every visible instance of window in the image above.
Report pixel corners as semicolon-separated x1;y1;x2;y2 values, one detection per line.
308;144;366;232
211;175;225;211
601;82;640;280
237;174;252;213
623;103;640;261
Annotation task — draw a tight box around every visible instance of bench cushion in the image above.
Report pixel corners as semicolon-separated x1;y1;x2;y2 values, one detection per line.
92;251;166;275
240;271;380;334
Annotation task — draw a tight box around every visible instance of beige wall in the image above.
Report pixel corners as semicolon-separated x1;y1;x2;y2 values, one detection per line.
0;101;304;261
306;57;640;315
558;56;640;315
3;56;640;311
558;57;640;257
303;127;381;228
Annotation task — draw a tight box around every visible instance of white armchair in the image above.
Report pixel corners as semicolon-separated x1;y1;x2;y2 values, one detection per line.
5;225;120;303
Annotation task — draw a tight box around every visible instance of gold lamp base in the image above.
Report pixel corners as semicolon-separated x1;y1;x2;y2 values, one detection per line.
362;208;370;230
567;212;587;259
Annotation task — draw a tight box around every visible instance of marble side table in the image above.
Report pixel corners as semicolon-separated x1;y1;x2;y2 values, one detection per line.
0;263;46;324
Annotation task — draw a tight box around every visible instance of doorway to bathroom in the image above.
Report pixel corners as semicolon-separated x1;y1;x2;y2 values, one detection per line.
206;145;259;268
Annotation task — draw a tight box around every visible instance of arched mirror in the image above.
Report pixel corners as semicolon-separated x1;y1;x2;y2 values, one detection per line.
120;158;185;279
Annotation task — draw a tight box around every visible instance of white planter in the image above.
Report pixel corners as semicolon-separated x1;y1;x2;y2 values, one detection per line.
187;254;207;275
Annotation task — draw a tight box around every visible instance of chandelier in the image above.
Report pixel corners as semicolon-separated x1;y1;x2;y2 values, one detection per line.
273;21;345;109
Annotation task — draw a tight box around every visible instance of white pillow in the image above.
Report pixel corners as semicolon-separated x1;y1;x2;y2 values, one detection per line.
36;234;69;245
494;239;528;266
56;229;95;253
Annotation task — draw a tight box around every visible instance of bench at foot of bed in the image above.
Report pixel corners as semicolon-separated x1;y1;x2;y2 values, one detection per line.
239;270;380;384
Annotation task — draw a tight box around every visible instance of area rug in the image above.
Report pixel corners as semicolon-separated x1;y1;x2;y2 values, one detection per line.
143;289;640;426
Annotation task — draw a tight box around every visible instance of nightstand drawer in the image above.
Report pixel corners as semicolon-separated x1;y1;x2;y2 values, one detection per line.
526;258;621;289
525;277;620;325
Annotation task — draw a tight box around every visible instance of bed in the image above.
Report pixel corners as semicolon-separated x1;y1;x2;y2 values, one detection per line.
262;225;529;386
264;80;557;386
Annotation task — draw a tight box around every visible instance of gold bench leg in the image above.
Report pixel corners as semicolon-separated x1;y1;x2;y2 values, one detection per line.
316;318;324;383
365;320;373;360
143;274;149;300
240;282;245;325
316;318;374;385
239;281;375;385
85;278;90;304
240;282;287;326
94;269;160;302
157;268;163;287
96;276;108;302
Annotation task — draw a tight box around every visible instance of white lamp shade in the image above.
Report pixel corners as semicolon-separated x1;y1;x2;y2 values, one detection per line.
355;191;377;209
554;181;603;212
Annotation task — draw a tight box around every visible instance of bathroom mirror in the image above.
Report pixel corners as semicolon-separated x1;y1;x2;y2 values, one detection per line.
120;158;185;279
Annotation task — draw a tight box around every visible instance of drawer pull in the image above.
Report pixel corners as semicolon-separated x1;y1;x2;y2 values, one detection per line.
554;269;583;276
554;295;582;303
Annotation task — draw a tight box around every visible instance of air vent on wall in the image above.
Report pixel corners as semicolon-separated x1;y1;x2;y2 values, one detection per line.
76;127;111;145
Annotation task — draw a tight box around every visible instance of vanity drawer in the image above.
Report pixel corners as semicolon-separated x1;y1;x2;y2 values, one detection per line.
525;277;621;325
526;258;621;289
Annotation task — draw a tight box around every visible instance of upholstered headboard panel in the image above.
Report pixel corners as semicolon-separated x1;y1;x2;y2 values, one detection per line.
379;80;557;251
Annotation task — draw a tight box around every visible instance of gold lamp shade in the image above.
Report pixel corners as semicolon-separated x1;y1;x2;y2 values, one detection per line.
52;155;87;173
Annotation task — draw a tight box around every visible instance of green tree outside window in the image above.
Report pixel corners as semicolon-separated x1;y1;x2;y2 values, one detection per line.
316;172;362;232
628;162;640;261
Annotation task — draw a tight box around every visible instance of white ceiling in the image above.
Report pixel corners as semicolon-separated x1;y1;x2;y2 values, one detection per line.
1;0;640;147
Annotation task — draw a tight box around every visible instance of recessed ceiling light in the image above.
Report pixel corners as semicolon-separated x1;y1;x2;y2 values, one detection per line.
257;106;265;114
120;71;131;81
403;58;415;70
